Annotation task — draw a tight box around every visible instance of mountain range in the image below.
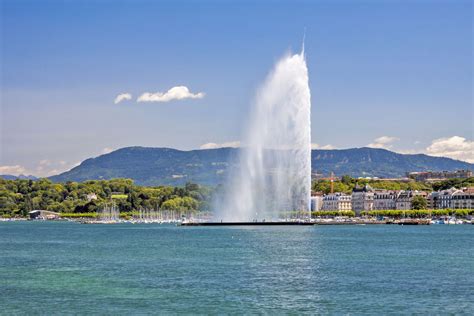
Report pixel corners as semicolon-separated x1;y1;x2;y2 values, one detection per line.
46;147;473;186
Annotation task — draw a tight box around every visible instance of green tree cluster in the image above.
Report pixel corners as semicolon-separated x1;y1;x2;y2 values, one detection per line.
312;211;355;217
361;209;474;218
412;195;427;210
431;177;474;191
0;178;212;217
311;175;466;194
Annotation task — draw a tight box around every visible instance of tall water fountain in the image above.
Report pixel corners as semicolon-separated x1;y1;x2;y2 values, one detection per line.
218;47;311;222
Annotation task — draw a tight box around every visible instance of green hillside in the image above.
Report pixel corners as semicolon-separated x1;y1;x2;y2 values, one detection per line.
49;147;473;186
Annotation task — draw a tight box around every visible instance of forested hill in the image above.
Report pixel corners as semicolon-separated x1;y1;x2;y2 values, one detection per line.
50;147;239;186
312;147;472;179
48;146;473;186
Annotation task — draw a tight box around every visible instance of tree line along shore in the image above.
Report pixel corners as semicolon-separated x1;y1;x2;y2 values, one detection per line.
0;177;473;219
0;178;212;218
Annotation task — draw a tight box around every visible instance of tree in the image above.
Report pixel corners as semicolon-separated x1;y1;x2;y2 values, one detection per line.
341;175;352;185
412;195;427;210
0;178;212;217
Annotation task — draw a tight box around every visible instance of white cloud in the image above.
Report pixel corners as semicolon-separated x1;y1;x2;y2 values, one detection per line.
35;160;57;175
425;136;474;163
0;165;27;175
367;136;399;149
200;141;241;149
101;147;114;155
311;143;336;150
37;160;82;177
114;93;132;104
137;86;205;103
1;160;82;178
396;149;418;155
39;159;51;166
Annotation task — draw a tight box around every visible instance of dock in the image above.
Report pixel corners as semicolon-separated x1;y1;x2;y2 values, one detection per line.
180;221;315;226
179;220;390;226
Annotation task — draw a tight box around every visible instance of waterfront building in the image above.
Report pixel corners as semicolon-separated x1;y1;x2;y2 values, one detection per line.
351;184;374;215
451;187;474;209
395;190;428;210
28;210;60;220
427;192;436;209
428;188;458;209
373;190;398;210
407;169;472;182
322;193;352;211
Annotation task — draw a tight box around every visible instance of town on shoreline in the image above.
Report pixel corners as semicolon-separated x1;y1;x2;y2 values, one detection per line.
1;169;473;225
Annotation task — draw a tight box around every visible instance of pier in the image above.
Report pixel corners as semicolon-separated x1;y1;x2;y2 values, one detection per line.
181;221;315;226
180;219;436;226
180;220;393;226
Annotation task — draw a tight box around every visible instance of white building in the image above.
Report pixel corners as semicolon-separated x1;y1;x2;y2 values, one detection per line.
395;190;428;210
428;187;458;209
373;190;397;210
322;193;352;211
352;184;374;215
451;188;474;209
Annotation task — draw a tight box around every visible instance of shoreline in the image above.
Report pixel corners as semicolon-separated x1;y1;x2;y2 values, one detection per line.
179;219;431;226
2;217;472;225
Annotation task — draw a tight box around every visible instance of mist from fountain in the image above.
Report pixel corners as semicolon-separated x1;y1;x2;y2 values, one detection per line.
217;47;311;221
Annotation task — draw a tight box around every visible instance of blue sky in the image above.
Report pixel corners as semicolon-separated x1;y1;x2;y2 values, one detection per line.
1;0;473;176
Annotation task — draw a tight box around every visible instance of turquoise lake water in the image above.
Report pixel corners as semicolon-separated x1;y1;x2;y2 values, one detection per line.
1;221;473;314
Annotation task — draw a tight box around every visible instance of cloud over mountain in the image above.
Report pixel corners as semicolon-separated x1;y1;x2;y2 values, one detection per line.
200;141;241;149
0;165;27;175
426;136;474;163
311;143;335;150
367;136;399;149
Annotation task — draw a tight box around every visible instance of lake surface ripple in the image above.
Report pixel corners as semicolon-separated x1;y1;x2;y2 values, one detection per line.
1;222;473;314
